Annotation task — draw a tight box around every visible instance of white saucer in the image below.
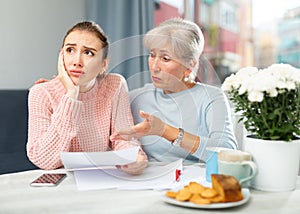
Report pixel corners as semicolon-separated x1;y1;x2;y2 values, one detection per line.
162;188;250;209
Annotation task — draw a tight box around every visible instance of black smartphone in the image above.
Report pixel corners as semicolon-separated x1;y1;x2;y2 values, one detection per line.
30;173;67;187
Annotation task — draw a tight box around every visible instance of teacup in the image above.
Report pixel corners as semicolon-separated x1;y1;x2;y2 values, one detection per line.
218;150;258;187
205;147;232;182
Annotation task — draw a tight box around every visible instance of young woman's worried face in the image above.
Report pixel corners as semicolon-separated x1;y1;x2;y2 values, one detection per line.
62;30;107;87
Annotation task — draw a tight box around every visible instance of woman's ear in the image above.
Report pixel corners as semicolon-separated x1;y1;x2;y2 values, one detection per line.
102;58;109;71
184;69;192;77
189;59;197;70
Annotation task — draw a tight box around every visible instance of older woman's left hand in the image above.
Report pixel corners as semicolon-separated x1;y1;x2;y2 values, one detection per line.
110;110;166;141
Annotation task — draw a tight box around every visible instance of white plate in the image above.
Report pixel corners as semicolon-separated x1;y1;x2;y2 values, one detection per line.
162;188;250;209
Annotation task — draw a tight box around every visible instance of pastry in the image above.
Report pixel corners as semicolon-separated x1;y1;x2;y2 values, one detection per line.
211;174;243;202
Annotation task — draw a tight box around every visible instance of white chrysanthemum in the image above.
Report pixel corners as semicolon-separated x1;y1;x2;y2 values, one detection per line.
221;63;299;141
221;74;240;92
248;91;264;102
269;63;300;83
238;85;247;95
286;81;296;90
291;69;300;83
242;70;276;95
222;63;299;100
256;70;276;92
275;80;296;90
267;88;278;97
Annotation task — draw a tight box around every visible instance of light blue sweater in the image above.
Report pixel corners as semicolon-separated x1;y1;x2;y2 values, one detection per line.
129;83;237;163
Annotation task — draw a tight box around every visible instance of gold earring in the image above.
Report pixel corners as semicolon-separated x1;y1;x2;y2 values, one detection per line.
97;69;106;78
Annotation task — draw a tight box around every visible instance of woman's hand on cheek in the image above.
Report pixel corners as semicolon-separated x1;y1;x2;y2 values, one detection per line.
57;50;79;99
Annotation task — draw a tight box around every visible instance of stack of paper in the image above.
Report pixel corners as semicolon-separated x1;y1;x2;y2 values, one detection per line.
61;147;208;191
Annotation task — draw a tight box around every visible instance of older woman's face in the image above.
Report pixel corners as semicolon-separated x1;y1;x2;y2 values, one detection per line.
62;30;105;86
148;48;188;94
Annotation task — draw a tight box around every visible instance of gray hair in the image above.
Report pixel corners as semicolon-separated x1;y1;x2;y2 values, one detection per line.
144;18;204;80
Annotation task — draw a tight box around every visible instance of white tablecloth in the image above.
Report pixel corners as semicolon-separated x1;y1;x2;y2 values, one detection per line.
1;168;300;214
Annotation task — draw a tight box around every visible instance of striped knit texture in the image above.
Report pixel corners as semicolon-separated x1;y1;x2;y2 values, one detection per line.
27;74;139;170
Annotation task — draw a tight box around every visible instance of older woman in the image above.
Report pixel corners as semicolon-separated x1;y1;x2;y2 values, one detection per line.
111;18;237;163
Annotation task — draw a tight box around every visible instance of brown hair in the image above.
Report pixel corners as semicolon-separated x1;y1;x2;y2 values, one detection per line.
62;21;109;59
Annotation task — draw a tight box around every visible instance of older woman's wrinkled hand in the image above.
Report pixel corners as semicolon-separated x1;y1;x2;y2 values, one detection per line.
110;110;166;141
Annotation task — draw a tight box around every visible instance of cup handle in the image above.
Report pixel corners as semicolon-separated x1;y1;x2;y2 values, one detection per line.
239;161;258;184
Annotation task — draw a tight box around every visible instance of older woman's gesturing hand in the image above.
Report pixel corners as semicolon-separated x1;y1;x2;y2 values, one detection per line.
111;110;167;141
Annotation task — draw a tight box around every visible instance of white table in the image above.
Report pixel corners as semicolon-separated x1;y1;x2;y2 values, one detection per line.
1;168;300;214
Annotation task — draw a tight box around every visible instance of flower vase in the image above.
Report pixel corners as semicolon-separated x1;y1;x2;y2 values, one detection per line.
244;136;300;192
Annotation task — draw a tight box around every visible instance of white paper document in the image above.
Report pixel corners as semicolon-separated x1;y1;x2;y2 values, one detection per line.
61;146;140;170
73;159;183;191
61;147;209;191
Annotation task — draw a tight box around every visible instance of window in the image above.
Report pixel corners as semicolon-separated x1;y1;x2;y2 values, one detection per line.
220;2;238;32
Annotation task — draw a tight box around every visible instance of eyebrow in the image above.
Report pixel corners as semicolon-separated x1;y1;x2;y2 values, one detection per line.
65;43;98;52
159;50;170;54
150;48;170;54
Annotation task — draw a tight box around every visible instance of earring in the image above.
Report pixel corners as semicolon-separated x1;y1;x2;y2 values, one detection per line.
97;69;106;78
184;76;189;82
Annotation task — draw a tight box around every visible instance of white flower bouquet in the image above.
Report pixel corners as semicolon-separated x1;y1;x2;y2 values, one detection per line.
222;63;300;141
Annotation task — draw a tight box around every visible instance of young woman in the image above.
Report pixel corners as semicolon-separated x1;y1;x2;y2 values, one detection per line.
27;21;147;174
111;18;237;163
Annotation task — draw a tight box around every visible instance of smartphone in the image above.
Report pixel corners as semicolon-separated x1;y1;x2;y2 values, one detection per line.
30;173;67;187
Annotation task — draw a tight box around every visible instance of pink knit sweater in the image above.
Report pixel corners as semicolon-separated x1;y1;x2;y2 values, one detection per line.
27;74;139;170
